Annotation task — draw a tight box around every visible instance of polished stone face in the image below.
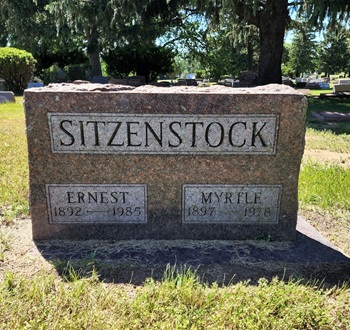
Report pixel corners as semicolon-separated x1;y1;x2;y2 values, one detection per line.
48;113;278;154
46;184;147;224
24;83;307;240
182;184;281;224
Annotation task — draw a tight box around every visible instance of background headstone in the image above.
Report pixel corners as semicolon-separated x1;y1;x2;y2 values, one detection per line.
28;82;44;88
91;76;109;84
0;91;15;103
239;71;258;87
126;76;146;86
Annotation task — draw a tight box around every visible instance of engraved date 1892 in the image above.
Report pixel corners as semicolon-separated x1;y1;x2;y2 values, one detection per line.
54;206;82;217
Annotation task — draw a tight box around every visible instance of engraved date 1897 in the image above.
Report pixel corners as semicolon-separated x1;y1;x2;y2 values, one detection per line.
187;206;215;216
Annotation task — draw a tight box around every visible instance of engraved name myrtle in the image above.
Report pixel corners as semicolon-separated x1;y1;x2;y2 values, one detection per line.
183;185;281;224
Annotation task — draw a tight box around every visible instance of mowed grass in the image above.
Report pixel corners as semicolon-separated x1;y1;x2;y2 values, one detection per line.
1;268;350;330
0;98;29;221
299;162;350;210
299;95;350;241
305;128;350;153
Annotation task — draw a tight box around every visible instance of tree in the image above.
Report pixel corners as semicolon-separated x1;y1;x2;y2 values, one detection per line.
158;12;259;80
287;29;317;77
2;0;350;85
193;0;350;85
102;44;175;82
48;0;183;77
317;25;350;77
193;28;258;80
0;21;8;46
194;0;289;84
0;0;47;48
0;0;89;76
47;0;113;77
1;0;183;79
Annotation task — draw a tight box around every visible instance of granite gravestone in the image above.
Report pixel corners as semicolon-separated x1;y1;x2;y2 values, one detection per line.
0;91;15;103
24;83;307;240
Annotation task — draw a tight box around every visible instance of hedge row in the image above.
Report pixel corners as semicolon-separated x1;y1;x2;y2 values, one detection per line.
0;47;36;94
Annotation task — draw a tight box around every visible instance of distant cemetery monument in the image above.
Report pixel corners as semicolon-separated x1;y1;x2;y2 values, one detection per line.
0;91;15;103
24;83;306;240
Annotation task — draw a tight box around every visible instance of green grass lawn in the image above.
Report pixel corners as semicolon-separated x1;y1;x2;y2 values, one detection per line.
1;269;349;329
1;96;350;329
307;88;333;96
306;96;350;134
0;98;28;221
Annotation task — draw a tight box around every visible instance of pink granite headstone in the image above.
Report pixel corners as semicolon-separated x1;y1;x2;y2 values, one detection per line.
24;83;306;240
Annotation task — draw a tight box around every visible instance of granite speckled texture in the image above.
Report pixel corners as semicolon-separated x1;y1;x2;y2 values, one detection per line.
24;83;307;240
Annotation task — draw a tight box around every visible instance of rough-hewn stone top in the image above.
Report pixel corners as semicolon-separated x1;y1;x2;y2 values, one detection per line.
26;83;304;95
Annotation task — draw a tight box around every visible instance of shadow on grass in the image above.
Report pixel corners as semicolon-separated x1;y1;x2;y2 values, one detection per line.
306;96;350;134
34;216;350;288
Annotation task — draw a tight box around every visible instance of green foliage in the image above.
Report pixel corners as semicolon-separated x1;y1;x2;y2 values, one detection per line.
195;69;206;79
0;230;11;261
303;0;350;28
36;46;89;73
288;30;317;77
165;14;259;80
64;63;91;82
0;99;29;221
38;64;68;85
48;0;183;77
1;0;350;85
299;162;350;211
0;0;52;50
102;44;175;82
305;128;350;153
316;26;350;76
37;61;90;84
0;47;36;93
0;20;8;46
0;271;349;329
189;24;257;80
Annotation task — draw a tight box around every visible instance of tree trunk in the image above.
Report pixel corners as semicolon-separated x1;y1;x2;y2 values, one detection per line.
257;0;289;85
247;37;254;71
89;49;102;77
86;25;102;77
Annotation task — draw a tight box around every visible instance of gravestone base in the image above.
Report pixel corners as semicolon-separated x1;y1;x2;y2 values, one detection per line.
25;84;307;241
34;216;350;286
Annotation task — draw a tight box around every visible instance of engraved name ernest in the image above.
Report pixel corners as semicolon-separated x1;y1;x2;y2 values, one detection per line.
48;114;278;154
46;184;147;223
183;185;281;224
